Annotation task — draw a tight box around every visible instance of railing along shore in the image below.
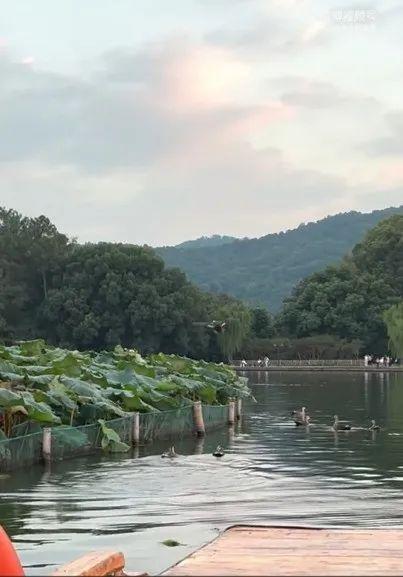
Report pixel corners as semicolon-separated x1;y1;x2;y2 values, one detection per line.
231;359;402;371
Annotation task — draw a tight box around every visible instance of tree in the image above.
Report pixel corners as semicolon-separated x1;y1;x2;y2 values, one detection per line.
0;208;70;340
276;215;403;353
384;302;403;358
203;295;251;361
353;214;403;295
251;306;274;338
37;242;251;358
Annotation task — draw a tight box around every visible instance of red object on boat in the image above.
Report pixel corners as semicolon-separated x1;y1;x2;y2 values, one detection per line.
0;526;24;576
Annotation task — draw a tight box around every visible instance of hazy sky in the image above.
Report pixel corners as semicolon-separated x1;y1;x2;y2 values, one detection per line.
1;0;402;245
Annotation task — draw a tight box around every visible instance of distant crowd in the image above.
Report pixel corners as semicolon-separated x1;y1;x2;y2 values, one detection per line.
364;354;399;367
240;356;270;368
238;355;401;367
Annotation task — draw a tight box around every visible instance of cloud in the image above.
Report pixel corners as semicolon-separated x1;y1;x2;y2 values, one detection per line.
361;111;403;156
206;21;328;55
277;77;380;109
205;4;329;56
0;37;390;245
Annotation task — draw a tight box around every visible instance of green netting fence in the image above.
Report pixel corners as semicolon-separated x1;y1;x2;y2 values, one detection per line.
0;431;43;472
139;406;195;442
203;404;230;431
50;422;103;461
50;416;134;462
106;416;133;445
0;401;236;472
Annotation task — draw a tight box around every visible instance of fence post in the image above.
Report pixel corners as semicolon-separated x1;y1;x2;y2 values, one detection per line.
236;398;242;420
43;427;52;463
132;412;140;445
193;401;205;436
228;399;235;425
194;436;205;455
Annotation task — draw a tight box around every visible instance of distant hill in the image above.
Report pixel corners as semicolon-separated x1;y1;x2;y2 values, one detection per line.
170;235;238;250
157;206;403;312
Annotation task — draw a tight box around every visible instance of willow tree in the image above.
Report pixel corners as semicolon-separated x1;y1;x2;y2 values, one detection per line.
214;302;251;361
384;302;403;357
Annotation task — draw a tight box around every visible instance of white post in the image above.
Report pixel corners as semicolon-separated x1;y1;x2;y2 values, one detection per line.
193;401;205;436
236;398;242;420
43;427;52;463
132;412;140;445
228;399;235;425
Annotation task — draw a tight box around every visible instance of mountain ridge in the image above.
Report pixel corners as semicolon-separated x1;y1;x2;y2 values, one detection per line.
157;205;403;312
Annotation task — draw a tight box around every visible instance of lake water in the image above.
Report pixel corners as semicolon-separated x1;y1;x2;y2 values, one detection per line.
2;370;403;575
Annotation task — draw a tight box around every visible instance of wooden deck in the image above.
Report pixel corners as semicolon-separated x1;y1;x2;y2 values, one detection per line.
162;525;403;576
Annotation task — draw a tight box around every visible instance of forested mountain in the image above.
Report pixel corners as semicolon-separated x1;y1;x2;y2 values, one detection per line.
172;235;238;250
157;206;403;312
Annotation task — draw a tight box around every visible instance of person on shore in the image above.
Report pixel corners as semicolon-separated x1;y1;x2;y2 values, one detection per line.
240;359;247;368
257;358;263;367
264;356;270;367
364;354;369;367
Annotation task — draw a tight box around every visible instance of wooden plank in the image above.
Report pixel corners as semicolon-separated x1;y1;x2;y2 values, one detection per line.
162;525;403;576
52;551;126;576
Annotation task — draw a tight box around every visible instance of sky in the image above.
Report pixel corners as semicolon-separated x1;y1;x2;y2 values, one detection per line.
0;0;402;246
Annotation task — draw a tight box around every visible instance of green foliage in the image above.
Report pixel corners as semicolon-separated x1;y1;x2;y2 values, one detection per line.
243;335;363;360
384;302;403;357
210;296;251;360
278;215;403;352
0;207;251;361
98;419;130;453
158;206;403;312
162;540;183;547
172;235;237;250
251;307;274;339
0;340;250;436
353;215;403;295
0;207;70;340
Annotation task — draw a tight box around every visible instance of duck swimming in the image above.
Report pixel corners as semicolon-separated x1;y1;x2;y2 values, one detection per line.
369;419;381;431
213;445;225;457
291;406;306;418
332;415;351;431
293;407;310;426
161;446;178;458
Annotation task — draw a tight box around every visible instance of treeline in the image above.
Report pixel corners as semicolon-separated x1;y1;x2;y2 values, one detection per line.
1;207;402;360
0;208;251;360
276;215;403;356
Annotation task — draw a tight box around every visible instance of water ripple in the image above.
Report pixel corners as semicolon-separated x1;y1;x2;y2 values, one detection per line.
2;372;403;575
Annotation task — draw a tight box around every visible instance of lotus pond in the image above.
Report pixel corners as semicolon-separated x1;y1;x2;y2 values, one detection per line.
0;340;249;440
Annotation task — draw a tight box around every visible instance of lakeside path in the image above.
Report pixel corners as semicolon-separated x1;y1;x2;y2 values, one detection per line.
231;365;403;372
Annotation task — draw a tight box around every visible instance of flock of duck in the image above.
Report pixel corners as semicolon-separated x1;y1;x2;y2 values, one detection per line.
292;406;381;431
161;445;225;459
160;408;381;459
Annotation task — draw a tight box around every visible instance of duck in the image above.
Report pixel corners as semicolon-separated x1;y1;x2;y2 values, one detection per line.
291;406;306;418
213;445;225;457
293;407;310;426
368;419;381;431
332;415;351;431
161;446;178;458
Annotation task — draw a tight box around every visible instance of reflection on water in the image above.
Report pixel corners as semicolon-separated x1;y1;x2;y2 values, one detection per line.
2;371;403;575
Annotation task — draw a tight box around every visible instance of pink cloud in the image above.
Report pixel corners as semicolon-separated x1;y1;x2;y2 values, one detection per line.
155;43;249;111
376;161;403;187
20;56;35;66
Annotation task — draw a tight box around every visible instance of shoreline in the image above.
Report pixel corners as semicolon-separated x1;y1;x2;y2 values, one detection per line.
231;365;403;372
